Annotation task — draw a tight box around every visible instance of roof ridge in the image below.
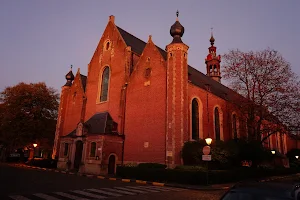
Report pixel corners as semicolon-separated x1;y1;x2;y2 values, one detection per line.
115;25;245;103
116;26;147;48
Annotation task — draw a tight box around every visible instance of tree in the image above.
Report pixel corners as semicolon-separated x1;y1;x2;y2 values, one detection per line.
222;48;300;142
0;82;59;153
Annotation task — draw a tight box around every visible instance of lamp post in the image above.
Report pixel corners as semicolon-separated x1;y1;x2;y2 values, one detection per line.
271;150;276;167
271;150;275;155
204;137;212;185
33;143;37;158
296;156;299;159
205;138;212;146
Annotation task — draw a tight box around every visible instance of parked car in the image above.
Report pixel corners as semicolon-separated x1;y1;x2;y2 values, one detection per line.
220;181;300;200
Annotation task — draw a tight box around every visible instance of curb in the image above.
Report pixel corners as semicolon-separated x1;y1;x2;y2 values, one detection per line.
8;163;174;188
14;163;295;191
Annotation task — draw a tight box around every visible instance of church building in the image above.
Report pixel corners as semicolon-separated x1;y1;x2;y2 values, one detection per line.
52;13;289;175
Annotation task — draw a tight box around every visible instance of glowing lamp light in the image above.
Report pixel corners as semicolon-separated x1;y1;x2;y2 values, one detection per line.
33;143;37;148
271;150;276;155
205;138;212;146
296;156;299;159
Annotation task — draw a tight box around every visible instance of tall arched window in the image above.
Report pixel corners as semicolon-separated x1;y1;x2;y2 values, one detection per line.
214;107;220;141
192;99;199;140
232;114;237;139
100;67;110;102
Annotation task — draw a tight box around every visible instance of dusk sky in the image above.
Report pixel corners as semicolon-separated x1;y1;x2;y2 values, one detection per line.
1;0;299;94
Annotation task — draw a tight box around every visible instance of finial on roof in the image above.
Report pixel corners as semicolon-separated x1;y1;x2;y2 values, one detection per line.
65;65;75;86
109;15;115;23
210;27;215;46
170;10;184;43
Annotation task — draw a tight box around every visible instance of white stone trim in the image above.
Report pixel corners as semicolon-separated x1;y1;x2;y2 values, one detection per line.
189;96;204;140
213;105;224;141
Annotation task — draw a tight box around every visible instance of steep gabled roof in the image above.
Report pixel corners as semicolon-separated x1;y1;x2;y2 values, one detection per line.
64;112;118;137
80;74;87;92
117;26;242;103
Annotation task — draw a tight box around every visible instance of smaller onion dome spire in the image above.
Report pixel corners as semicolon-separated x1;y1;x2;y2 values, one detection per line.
64;65;75;86
170;10;185;43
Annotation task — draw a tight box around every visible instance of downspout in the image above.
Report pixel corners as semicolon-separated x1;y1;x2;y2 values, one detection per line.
165;65;168;166
121;83;127;165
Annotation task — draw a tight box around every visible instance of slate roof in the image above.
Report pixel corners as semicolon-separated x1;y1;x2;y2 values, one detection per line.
116;26;243;103
84;112;110;134
64;112;117;137
80;74;87;92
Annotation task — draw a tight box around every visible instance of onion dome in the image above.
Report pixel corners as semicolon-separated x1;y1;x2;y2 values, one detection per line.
170;10;185;43
64;65;74;86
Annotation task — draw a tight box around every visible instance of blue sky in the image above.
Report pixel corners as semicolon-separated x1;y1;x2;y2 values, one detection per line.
1;0;299;93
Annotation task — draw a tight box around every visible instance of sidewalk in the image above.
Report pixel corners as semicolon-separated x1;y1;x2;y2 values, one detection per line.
6;162;299;191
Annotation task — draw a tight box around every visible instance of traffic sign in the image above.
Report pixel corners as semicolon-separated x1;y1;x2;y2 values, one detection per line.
202;155;211;161
202;146;211;155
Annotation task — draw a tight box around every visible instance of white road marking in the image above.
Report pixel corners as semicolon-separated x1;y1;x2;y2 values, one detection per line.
126;186;161;192
71;190;107;199
147;186;188;191
54;192;89;200
8;196;31;200
114;187;148;194
86;189;123;197
102;188;136;195
33;193;61;200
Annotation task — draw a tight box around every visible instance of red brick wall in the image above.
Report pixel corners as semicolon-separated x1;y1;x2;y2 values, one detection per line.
62;72;85;136
102;135;123;164
124;38;167;164
188;83;247;142
286;135;299;152
84;20;128;132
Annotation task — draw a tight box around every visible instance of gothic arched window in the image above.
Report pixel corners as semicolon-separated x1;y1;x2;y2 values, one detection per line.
100;67;110;102
232;114;238;139
214;107;220;141
192;99;199;140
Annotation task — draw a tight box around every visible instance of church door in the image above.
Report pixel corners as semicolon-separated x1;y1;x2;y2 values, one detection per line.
73;141;83;170
108;155;116;175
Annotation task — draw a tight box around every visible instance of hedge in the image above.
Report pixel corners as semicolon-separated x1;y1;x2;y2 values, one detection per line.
116;166;300;185
26;158;57;169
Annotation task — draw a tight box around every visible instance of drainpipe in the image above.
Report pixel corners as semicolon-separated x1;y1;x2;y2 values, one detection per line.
121;82;128;165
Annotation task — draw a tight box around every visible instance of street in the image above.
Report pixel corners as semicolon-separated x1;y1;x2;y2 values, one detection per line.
0;163;225;200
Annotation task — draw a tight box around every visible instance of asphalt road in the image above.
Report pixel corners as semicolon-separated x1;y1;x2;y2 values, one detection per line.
0;163;226;200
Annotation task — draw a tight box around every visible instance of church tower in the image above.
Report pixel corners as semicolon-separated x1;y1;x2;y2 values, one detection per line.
165;11;189;166
205;32;221;82
52;66;74;159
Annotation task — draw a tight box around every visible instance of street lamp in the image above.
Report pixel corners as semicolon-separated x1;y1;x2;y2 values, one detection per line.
32;143;38;158
204;137;213;186
271;150;276;155
205;138;212;146
296;156;299;159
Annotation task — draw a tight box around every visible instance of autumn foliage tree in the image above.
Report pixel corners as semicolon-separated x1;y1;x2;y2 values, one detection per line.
222;48;300;143
0;82;59;152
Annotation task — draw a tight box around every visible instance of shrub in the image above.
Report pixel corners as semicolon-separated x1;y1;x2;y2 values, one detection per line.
181;140;206;165
116;165;300;185
26;158;57;168
138;163;167;169
175;165;207;171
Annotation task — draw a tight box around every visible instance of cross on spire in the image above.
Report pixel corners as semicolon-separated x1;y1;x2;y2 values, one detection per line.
176;10;179;18
70;65;73;71
211;27;213;36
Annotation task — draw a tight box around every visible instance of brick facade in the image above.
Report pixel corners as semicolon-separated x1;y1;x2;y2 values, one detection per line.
52;15;290;174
